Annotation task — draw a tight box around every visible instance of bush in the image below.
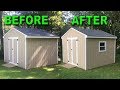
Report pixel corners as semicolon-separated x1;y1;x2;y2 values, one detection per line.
116;48;120;54
0;51;3;59
0;45;4;59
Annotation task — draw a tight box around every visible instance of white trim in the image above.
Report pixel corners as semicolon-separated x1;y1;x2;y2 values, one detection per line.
3;28;27;38
3;28;59;39
85;36;87;70
76;40;78;65
3;29;13;38
8;39;10;61
4;38;5;62
62;39;64;62
71;39;73;64
13;28;27;36
72;28;87;37
87;36;117;39
99;41;106;52
12;39;14;64
61;27;117;39
61;27;87;39
114;40;116;63
25;36;27;69
57;39;58;63
26;36;59;38
17;39;18;64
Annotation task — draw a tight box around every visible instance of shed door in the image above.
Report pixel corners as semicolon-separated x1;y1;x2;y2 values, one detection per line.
67;38;78;66
8;38;18;65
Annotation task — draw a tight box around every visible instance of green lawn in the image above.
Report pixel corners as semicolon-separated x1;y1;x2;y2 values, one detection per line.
0;54;120;79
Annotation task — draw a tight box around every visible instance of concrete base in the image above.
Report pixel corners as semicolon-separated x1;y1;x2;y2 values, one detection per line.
60;63;76;69
2;63;16;68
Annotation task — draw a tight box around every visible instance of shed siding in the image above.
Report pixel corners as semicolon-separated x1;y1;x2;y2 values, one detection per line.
4;29;25;68
86;38;115;69
26;38;58;69
62;28;86;69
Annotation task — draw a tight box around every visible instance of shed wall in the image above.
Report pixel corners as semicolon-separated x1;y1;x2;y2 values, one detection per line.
26;38;58;69
86;38;116;69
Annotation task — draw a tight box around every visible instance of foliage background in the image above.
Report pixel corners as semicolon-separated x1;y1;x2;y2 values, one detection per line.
0;11;120;60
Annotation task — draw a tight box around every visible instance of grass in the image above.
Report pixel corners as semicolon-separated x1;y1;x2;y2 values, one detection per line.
0;54;120;79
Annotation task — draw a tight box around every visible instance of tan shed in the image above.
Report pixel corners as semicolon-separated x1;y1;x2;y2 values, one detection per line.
62;27;117;70
3;27;59;69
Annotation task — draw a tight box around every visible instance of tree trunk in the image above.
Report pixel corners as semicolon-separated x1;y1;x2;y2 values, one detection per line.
0;11;3;58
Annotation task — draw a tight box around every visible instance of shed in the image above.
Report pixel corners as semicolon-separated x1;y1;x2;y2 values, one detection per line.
3;27;59;69
61;27;117;70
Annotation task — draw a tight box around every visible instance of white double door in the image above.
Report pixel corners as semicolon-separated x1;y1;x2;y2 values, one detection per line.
8;37;18;65
67;37;78;66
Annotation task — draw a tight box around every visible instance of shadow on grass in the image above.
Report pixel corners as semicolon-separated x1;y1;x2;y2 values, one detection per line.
0;60;67;79
0;54;120;79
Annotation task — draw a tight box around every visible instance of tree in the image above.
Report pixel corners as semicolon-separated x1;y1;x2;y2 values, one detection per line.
89;11;120;47
0;11;3;58
70;11;120;48
16;11;65;35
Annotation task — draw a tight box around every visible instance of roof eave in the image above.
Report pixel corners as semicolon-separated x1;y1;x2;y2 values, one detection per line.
87;36;117;39
26;36;60;38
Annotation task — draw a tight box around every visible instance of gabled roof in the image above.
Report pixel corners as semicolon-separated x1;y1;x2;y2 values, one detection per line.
14;27;59;38
62;27;117;39
73;27;117;38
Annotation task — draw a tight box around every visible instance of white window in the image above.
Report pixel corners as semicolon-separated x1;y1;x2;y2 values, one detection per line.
99;41;106;52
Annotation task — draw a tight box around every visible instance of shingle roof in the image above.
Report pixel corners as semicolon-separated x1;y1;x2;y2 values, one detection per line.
15;27;59;38
73;27;117;38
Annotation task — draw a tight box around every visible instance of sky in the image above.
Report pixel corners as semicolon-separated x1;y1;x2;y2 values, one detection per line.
3;11;20;16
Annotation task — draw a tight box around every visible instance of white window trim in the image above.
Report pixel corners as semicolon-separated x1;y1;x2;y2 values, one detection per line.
99;41;106;52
